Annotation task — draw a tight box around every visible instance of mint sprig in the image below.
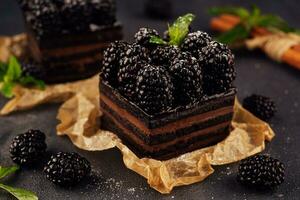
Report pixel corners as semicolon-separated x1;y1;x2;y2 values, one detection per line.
149;13;196;46
0;166;38;200
0;56;45;98
208;5;300;44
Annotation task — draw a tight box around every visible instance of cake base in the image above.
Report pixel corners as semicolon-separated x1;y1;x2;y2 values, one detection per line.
100;81;236;160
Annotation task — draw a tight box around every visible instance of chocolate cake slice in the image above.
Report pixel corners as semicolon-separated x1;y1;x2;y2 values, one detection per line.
100;81;236;160
99;14;237;160
17;0;123;83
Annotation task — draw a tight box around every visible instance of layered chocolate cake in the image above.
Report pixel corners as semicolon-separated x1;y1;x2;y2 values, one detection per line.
99;14;237;160
17;0;123;83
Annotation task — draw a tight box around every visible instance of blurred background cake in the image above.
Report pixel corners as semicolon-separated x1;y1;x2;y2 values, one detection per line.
17;0;123;83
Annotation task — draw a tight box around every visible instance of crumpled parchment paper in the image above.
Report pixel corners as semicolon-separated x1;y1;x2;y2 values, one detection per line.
0;34;275;194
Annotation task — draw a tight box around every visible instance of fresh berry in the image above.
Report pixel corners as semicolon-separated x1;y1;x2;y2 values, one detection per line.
9;129;47;166
117;61;146;100
169;52;203;105
237;155;285;188
118;43;150;68
21;62;45;80
101;41;129;86
135;65;174;114
199;41;235;95
243;94;277;121
134;28;159;47
60;0;90;33
181;31;212;57
44;152;91;187
87;0;116;26
150;45;180;66
144;0;172;19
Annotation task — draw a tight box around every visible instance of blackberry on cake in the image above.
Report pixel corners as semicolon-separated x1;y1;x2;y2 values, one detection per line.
200;41;235;95
243;94;276;121
134;28;159;47
101;41;129;86
117;61;146;101
181;31;212;57
150;45;180;65
237;155;285;188
9;129;47;166
169;52;203;105
88;0;117;26
44;152;91;187
135;65;174;115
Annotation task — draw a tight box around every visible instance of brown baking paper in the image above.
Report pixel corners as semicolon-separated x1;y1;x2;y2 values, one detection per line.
0;34;275;194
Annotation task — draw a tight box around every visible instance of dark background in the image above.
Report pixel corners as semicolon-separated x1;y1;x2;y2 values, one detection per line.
0;0;299;199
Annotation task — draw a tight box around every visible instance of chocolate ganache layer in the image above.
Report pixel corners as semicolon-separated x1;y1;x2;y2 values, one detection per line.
100;80;236;160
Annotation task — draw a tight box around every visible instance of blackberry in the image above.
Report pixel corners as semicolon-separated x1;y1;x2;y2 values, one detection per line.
169;52;203;105
101;41;129;86
61;0;90;33
87;0;116;26
200;41;235;95
237;155;285;188
117;61;145;100
144;0;172;19
134;28;159;47
181;31;212;57
9;129;47;166
21;62;45;80
44;152;91;187
135;65;174;115
243;94;276;121
118;43;149;68
150;45;180;66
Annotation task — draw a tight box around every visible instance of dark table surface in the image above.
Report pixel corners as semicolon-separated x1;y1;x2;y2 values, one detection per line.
0;0;299;199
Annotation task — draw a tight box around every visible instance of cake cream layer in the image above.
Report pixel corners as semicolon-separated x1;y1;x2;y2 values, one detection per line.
102;114;229;160
100;81;236;129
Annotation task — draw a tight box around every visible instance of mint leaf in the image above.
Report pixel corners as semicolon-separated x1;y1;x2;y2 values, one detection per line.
168;13;195;46
0;81;15;98
5;56;22;82
149;35;167;45
0;183;38;200
0;166;19;179
208;6;249;19
19;76;45;90
0;62;7;82
217;24;249;44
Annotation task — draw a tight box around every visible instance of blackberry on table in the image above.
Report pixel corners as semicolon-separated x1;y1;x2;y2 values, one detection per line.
237;155;285;188
134;28;159;47
181;31;212;57
243;94;277;121
21;62;45;80
200;41;235;95
44;152;91;187
9;129;47;166
101;41;129;86
150;45;180;66
135;65;174;115
169;52;203;105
